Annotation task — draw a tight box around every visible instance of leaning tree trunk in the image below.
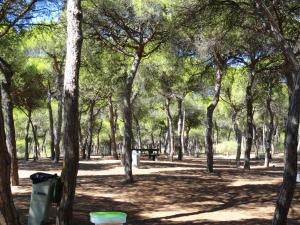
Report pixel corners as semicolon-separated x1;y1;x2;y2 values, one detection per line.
232;110;242;167
205;66;224;173
164;128;168;154
122;54;141;183
109;95;118;159
87;101;95;160
165;97;174;161
244;70;255;170
0;90;21;225
24;109;31;161
56;0;82;224
272;68;300;224
177;98;184;160
47;80;55;160
253;4;299;222
265;83;274;168
54;73;64;163
0;57;19;185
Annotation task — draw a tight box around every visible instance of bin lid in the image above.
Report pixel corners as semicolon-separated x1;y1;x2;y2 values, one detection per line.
30;172;58;184
90;212;127;223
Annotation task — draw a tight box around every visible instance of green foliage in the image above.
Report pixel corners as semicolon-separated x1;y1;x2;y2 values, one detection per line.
215;141;237;155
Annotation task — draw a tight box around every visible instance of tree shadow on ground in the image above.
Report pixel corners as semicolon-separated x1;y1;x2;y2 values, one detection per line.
14;158;300;225
18;159;119;172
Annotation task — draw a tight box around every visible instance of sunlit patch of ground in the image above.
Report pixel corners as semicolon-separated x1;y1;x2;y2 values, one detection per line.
13;155;300;225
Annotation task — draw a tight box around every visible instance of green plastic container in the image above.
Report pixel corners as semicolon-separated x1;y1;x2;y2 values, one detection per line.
90;212;127;225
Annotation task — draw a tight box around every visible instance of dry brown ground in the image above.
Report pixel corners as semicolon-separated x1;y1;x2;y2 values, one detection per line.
12;156;300;225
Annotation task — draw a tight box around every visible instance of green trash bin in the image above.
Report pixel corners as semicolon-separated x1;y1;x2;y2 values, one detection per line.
28;173;60;225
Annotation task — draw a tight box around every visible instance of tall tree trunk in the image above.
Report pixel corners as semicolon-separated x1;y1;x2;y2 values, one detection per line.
41;130;47;157
264;83;274;167
123;54;141;183
134;114;142;149
185;126;191;155
244;70;255;170
96;121;102;154
272;68;300;224
56;0;82;224
182;108;186;153
227;129;231;141
81;138;87;160
205;65;224;173
78;111;86;159
215;120;219;144
164;129;168;154
55;73;64;163
109;95;118;159
159;127;163;153
165;97;174;161
253;4;300;222
177;98;184;160
87;101;95;160
253;124;259;159
30;123;39;161
0;90;21;225
47;80;55;160
0;57;19;185
24;109;31;161
232;110;242;167
134;116;142;148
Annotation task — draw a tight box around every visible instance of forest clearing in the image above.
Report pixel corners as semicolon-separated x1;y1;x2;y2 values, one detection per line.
13;156;300;225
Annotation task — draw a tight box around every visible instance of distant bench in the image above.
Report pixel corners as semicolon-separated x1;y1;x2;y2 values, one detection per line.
131;148;160;161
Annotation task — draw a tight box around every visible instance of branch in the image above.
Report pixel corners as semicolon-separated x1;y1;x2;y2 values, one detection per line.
0;0;38;38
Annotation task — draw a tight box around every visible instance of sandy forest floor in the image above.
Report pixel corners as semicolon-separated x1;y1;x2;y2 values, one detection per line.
12;156;300;225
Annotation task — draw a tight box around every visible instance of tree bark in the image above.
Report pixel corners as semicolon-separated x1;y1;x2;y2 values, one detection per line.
0;57;19;186
54;73;64;163
47;80;55;160
96;121;102;154
87;101;95;160
255;2;300;222
232;110;242;167
56;0;82;224
165;97;174;161
134;114;142;149
164;129;168;154
253;124;259;159
41;130;47;156
122;54;141;183
0;90;21;225
215;121;219;144
24;109;31;161
30;123;39;161
177;98;184;160
109;95;118;159
264;83;274;167
272;68;300;224
185;126;191;155
244;70;255;170
205;65;224;173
